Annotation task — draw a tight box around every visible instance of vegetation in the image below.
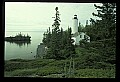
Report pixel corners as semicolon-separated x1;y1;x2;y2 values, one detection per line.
5;32;31;41
5;3;116;78
75;69;115;78
78;22;84;32
42;7;75;59
84;3;116;41
4;51;115;78
81;3;116;65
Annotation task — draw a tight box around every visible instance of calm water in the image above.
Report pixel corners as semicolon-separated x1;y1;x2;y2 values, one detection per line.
4;31;44;60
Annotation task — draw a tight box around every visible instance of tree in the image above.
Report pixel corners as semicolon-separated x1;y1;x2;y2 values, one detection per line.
85;3;116;64
52;7;61;31
78;22;85;32
42;7;76;60
92;3;116;39
65;27;76;58
83;3;116;41
42;32;47;45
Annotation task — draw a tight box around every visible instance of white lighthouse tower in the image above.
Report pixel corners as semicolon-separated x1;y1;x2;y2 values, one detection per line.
72;15;78;34
72;15;90;45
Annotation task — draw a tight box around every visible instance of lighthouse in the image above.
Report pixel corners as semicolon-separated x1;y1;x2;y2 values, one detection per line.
72;15;78;34
72;15;90;45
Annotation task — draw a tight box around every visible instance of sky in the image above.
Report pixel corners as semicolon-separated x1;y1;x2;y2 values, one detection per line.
5;2;101;32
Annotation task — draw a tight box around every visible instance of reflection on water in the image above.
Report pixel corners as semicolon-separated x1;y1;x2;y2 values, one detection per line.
5;41;31;47
5;31;44;60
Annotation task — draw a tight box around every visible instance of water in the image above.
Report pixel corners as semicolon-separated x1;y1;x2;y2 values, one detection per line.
4;31;44;60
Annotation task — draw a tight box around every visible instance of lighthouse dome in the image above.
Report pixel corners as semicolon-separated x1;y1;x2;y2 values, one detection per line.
73;15;77;19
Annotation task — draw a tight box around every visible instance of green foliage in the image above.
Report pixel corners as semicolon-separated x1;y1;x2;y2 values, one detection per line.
75;69;115;78
5;58;115;78
5;59;55;71
5;61;28;71
80;8;116;65
4;59;65;77
79;39;89;47
5;68;38;76
78;22;84;32
36;66;62;76
42;7;75;60
5;3;116;78
84;3;116;41
75;47;115;69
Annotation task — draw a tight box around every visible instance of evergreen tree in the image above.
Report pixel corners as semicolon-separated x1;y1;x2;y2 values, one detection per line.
46;27;51;48
52;7;61;31
44;7;61;59
65;27;75;58
42;32;47;45
84;3;116;64
42;7;76;60
42;27;51;47
78;22;83;32
92;3;116;39
84;3;116;41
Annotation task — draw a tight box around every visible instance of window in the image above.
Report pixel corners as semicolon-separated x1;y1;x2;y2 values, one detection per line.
84;35;86;38
80;35;82;38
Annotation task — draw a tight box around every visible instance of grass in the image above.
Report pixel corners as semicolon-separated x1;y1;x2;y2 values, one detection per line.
75;69;115;78
5;67;115;78
4;58;115;78
4;47;116;78
5;68;38;77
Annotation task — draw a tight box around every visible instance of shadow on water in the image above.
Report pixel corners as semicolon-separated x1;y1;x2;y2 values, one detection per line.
5;41;31;47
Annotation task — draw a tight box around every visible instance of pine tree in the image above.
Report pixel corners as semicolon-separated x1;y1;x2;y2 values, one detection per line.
87;3;116;64
42;7;76;60
78;22;82;32
84;3;116;41
42;32;47;45
45;7;61;59
65;27;76;58
92;3;116;39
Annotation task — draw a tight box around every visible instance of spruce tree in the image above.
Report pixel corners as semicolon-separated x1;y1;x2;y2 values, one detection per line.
45;7;61;59
65;27;75;58
42;7;76;59
92;3;116;39
78;22;82;32
87;3;116;64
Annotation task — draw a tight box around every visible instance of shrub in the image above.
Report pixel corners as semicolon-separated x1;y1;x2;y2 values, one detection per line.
75;69;115;78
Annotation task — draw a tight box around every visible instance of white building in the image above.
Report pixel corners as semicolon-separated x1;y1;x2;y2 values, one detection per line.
72;15;90;45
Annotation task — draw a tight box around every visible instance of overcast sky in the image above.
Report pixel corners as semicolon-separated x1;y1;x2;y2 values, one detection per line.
5;2;101;32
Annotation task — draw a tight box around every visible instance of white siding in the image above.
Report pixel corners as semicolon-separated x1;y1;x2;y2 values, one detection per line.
76;35;80;45
72;37;76;45
80;32;85;39
73;32;90;45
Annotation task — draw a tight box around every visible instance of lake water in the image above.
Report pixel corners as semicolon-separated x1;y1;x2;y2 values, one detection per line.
4;31;44;60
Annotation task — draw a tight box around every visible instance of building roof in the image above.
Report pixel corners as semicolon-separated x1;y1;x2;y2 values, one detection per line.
72;32;90;38
73;15;78;19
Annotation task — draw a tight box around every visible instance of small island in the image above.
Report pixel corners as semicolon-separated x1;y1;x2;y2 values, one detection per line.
5;32;31;41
